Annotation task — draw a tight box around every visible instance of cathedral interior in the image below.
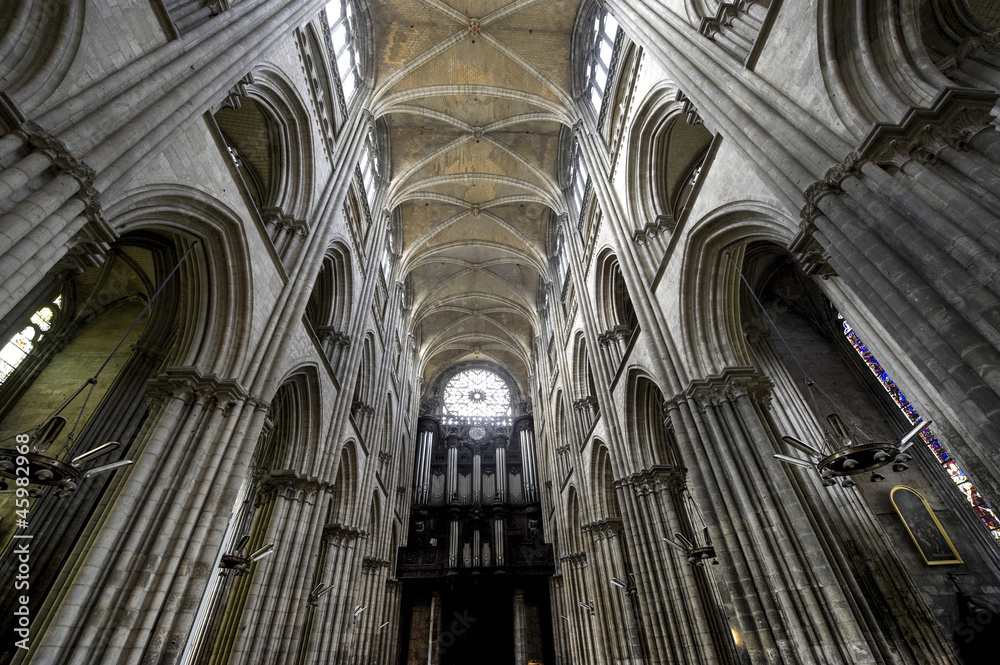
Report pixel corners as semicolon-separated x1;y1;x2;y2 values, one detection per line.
3;0;1000;663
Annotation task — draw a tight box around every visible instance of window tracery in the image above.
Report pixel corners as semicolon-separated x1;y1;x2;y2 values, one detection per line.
568;137;590;222
584;9;619;117
442;369;512;423
358;123;381;206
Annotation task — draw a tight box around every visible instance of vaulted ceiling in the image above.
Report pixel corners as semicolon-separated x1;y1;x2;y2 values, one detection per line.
368;0;583;390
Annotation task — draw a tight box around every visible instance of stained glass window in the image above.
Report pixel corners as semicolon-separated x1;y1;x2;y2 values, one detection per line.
443;369;511;423
843;318;1000;541
325;0;362;104
0;298;61;385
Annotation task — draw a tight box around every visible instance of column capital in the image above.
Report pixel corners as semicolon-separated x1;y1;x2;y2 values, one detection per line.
616;465;686;495
857;87;997;167
145;366;248;413
582;517;624;540
677;366;773;408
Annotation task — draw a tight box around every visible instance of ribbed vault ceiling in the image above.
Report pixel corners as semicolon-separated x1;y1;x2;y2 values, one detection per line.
369;0;582;389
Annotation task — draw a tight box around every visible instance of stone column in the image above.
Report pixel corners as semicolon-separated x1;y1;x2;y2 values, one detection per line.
583;518;643;665
796;90;1000;509
27;368;269;664
227;473;331;665
513;588;528;665
311;524;362;664
670;368;908;663
0;0;339;325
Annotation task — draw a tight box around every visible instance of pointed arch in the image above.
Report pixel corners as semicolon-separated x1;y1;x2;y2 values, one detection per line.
105;186;257;377
331;441;359;526
625;369;680;469
591;442;621;521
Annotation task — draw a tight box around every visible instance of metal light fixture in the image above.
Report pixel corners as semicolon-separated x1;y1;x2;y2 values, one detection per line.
0;414;128;497
775;415;927;488
578;601;595;616
611;574;638;595
663;531;716;567
724;252;928;490
307;582;334;607
219;535;275;576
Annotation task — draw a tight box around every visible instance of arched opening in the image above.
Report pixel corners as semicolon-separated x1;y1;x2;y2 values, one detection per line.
397;363;554;665
306;243;353;373
738;240;1000;657
625;371;680;470
0;232;182;651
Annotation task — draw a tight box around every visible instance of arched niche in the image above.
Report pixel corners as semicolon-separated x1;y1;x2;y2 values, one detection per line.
305;242;353;372
594;249;639;371
627;87;714;244
213;69;314;257
624;370;680;471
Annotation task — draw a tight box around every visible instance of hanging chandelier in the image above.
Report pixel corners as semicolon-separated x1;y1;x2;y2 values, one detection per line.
776;413;927;487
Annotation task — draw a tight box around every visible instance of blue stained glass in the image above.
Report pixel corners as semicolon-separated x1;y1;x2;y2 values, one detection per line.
843;319;1000;540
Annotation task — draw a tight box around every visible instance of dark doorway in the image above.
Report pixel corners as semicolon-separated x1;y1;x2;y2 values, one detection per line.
440;581;514;665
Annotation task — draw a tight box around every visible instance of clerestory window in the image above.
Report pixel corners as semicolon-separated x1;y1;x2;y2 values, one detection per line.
584;9;619;116
359;123;381;206
568;137;589;219
325;0;362;104
843;317;1000;541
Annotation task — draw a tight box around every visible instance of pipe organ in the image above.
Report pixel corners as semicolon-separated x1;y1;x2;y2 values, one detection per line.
399;368;555;664
399;414;553;577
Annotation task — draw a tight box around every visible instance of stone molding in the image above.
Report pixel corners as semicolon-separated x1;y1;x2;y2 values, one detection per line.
145;366;251;413
361;555;391;574
560;550;588;569
582;517;624;540
259;469;334;500
220;72;255;110
616;465;685;496
670;366;773;409
800;87;998;223
323;522;364;546
597;324;634;346
788;225;837;279
631;213;675;244
262;206;309;236
316;326;351;348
